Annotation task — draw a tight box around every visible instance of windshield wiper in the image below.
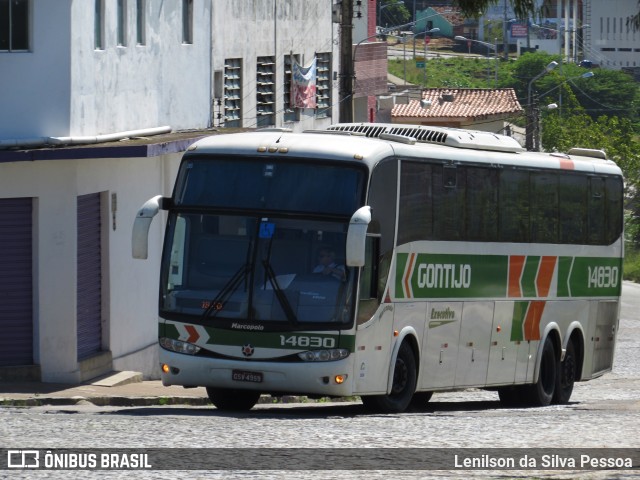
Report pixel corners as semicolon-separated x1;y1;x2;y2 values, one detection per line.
200;263;249;321
262;260;298;325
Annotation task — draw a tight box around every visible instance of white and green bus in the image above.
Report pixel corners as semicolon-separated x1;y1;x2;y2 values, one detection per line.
132;123;623;413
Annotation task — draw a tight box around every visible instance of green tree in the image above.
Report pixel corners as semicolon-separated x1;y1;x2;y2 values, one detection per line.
573;68;640;125
452;0;639;27
542;113;640;242
510;51;560;105
511;52;640;128
378;0;410;29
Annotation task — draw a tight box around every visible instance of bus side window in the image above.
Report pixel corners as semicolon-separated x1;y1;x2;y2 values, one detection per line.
588;177;606;245
357;235;380;325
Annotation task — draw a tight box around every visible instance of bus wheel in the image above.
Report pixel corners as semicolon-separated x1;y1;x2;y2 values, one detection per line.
362;342;417;413
206;388;261;411
553;340;576;404
409;391;433;410
526;336;557;407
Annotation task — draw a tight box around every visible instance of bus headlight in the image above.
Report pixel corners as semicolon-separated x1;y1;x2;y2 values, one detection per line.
297;349;350;362
160;337;201;355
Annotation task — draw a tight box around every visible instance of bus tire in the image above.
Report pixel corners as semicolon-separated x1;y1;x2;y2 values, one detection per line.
409;391;433;410
525;336;557;407
361;342;417;413
206;388;261;411
553;340;576;404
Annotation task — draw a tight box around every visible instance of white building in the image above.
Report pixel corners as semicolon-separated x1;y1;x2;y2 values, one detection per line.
583;0;640;69
0;0;337;383
480;1;640;70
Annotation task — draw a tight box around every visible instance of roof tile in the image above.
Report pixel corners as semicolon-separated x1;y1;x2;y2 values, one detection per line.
391;88;523;120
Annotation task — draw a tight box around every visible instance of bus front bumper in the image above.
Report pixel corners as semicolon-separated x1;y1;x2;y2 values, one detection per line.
159;349;355;397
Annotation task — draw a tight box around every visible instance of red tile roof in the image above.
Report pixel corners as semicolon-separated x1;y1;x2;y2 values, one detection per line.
392;88;523;121
430;6;465;26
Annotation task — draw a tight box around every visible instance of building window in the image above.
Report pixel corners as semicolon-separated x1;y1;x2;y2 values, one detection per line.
315;52;332;118
182;0;193;44
256;56;276;128
284;54;301;123
0;0;29;51
117;0;127;46
136;0;145;45
224;58;242;127
94;0;105;50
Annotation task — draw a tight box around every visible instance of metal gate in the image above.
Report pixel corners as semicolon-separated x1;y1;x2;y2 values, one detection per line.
77;193;103;360
0;198;33;366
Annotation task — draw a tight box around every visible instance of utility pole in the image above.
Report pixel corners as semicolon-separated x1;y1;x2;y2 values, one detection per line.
502;0;508;60
339;0;354;123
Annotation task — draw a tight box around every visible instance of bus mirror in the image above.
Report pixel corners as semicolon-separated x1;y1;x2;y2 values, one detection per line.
346;206;372;267
132;195;165;259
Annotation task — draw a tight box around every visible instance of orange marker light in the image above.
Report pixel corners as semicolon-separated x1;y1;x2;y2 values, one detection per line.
496;326;502;332
393;330;399;337
161;364;170;374
335;375;346;384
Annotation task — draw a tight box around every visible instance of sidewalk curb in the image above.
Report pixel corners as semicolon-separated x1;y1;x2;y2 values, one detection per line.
0;396;211;408
0;394;337;408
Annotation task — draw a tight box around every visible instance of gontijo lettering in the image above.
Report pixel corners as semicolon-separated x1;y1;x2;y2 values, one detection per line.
417;263;471;289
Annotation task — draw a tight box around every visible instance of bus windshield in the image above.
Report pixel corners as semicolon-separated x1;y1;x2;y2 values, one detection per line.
175;157;364;216
161;214;356;328
160;156;366;328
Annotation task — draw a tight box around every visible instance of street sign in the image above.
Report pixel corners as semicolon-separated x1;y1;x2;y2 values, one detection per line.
416;62;425;68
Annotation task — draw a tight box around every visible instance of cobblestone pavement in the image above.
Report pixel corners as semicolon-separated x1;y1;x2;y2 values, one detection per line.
1;283;639;480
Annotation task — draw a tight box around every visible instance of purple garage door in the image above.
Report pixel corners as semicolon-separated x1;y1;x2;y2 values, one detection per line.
0;198;33;366
77;193;103;360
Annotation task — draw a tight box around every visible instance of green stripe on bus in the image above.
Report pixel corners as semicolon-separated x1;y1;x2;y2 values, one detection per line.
395;253;621;300
510;301;528;342
557;256;574;297
557;256;623;297
162;323;356;352
395;253;410;299
162;322;179;339
398;253;508;299
521;256;540;297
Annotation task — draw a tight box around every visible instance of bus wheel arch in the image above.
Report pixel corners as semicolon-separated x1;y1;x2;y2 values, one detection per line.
361;335;418;413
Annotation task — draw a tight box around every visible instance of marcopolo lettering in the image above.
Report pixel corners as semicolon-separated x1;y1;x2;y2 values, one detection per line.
417;263;471;289
230;323;264;331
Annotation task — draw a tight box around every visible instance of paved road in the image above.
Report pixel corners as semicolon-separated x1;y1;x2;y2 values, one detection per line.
1;283;639;479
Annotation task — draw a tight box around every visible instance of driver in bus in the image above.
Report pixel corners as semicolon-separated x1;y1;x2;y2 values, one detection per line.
313;247;346;281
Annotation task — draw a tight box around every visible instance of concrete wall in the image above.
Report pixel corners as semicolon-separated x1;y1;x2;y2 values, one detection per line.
586;0;640;69
0;0;339;382
0;0;72;139
0;144;186;382
211;0;337;131
70;0;212;136
1;0;337;142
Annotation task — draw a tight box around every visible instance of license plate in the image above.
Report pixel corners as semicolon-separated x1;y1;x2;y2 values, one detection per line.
232;370;263;383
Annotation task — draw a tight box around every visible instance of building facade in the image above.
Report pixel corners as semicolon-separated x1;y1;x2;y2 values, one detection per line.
0;0;337;383
583;0;640;69
477;1;640;70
